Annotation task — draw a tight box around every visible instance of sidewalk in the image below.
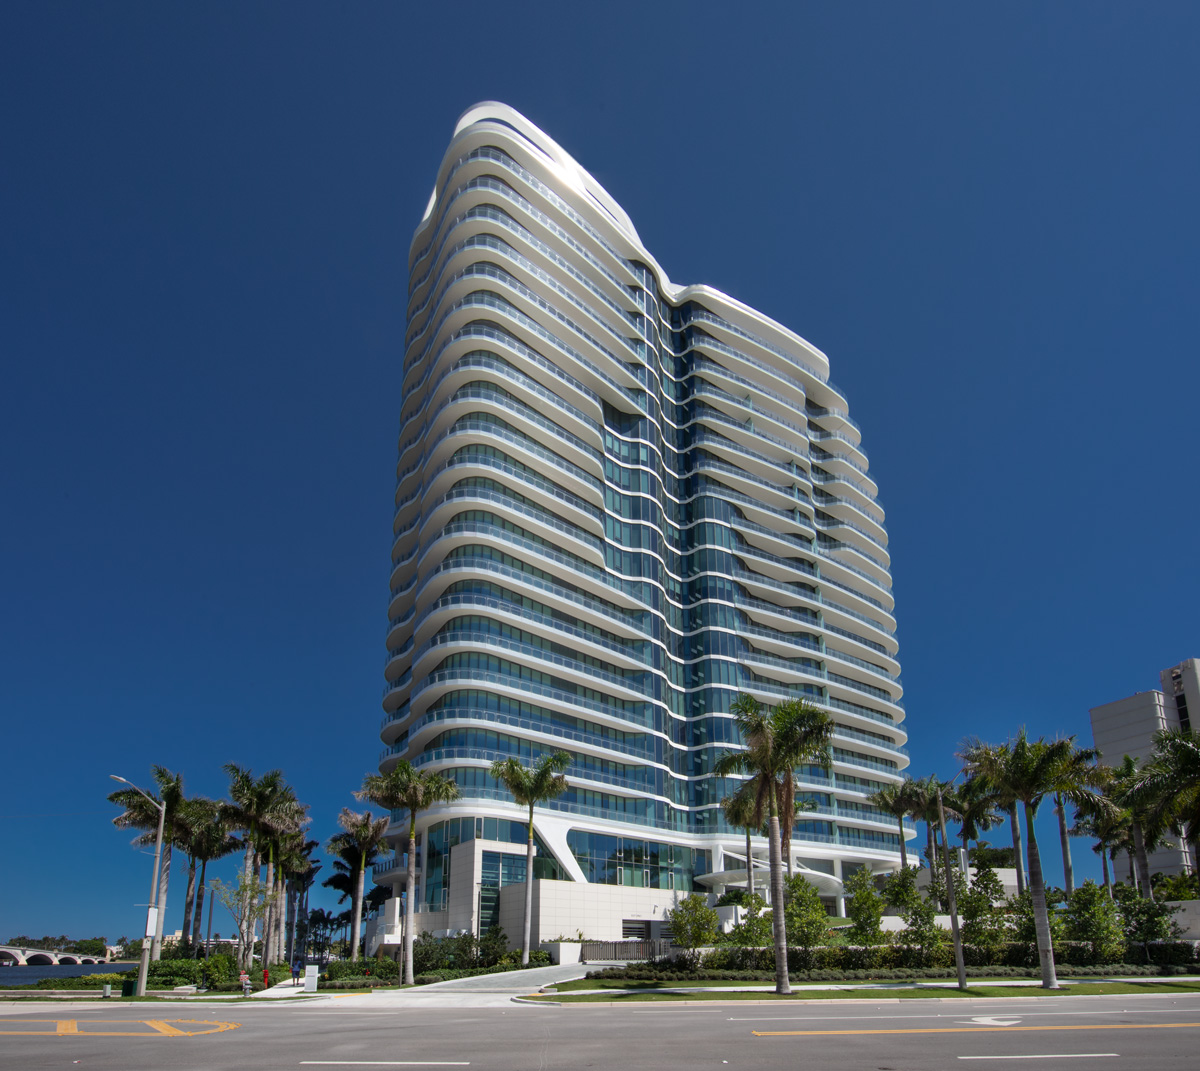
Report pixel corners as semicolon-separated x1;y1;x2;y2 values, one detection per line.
255;978;319;999
320;963;594;1009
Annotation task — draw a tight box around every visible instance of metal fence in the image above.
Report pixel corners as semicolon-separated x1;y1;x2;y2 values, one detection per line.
580;939;672;963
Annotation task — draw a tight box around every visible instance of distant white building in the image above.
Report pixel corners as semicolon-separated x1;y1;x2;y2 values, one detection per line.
1089;657;1198;877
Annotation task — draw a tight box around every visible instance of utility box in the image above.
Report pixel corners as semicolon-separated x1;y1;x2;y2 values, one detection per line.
303;964;318;993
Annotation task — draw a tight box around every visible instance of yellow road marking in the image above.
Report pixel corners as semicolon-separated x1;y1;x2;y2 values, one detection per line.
143;1019;189;1036
0;1018;240;1037
753;1021;1200;1037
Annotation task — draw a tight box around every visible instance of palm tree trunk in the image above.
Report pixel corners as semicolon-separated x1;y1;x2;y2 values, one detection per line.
240;843;255;969
152;843;171;961
262;856;276;966
925;818;935;872
522;808;535;966
1009;804;1026;895
745;827;755;898
182;854;198;952
1131;821;1153;896
1023;802;1059;989
277;867;287;964
767;796;790;995
1055;794;1074;895
1099;846;1112;899
191;859;208;956
897;814;908;869
350;863;365;962
403;816;417;986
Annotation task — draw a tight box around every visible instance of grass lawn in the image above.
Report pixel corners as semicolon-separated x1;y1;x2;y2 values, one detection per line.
534;980;1200;1003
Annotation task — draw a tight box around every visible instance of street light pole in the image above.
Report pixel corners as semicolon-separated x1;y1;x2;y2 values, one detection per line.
111;775;165;998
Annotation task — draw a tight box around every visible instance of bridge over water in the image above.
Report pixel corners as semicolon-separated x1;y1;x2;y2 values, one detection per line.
0;946;108;965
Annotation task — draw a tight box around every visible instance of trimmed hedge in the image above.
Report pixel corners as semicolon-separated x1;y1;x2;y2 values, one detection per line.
0;972;132;991
325;958;399;982
585;962;1190;984
695;941;1199;974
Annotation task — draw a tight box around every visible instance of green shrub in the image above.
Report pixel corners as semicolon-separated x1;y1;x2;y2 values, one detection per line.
321;977;395;990
208;979;267;993
199;952;236;985
413;974;444;985
145;958;205;984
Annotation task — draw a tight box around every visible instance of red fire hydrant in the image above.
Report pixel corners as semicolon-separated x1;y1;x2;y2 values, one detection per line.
263;968;270;989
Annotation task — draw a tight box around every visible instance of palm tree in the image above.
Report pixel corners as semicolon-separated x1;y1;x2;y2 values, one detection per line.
259;795;309;966
960;740;1026;895
278;835;319;965
487;751;571;965
1135;728;1200;875
903;775;939;872
223;765;296;968
721;779;764;897
327;808;390;962
868;778;919;869
963;730;1107;989
1069;792;1128;899
108;766;186;960
356;763;460;985
176;798;240;955
948;774;1002;866
713;693;833;995
1111;756;1156;895
1047;741;1102;895
306;907;334;964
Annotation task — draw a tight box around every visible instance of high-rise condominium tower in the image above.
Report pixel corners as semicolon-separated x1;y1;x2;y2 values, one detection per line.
374;103;910;947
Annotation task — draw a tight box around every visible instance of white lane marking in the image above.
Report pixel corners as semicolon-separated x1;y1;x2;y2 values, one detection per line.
299;1064;470;1067
730;1008;1187;1022
958;1056;1117;1061
962;1017;1021;1026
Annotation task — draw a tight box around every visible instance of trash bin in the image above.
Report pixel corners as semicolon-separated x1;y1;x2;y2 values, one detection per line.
121;980;136;997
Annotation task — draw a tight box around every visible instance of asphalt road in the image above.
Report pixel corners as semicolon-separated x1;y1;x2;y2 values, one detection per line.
2;992;1198;1070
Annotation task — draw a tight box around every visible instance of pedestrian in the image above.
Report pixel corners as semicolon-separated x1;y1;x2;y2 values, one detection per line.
292;956;304;986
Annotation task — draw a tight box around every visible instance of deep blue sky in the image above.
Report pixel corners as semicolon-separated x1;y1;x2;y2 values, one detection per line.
2;3;1197;940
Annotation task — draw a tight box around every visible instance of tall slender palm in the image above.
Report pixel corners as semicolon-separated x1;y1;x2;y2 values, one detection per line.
489;751;571;966
721;779;765;897
278;835;319;964
356;763;460;985
1135;728;1200;874
306;907;335;964
1069;792;1128;899
1111;756;1156;895
172;795;219;952
868;778;919;869
183;801;240;955
960;740;1026;894
714;694;833;995
327;808;390;962
108;766;186;960
223;765;295;967
964;730;1105;989
259;794;308;965
1047;741;1103;895
907;775;958;883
